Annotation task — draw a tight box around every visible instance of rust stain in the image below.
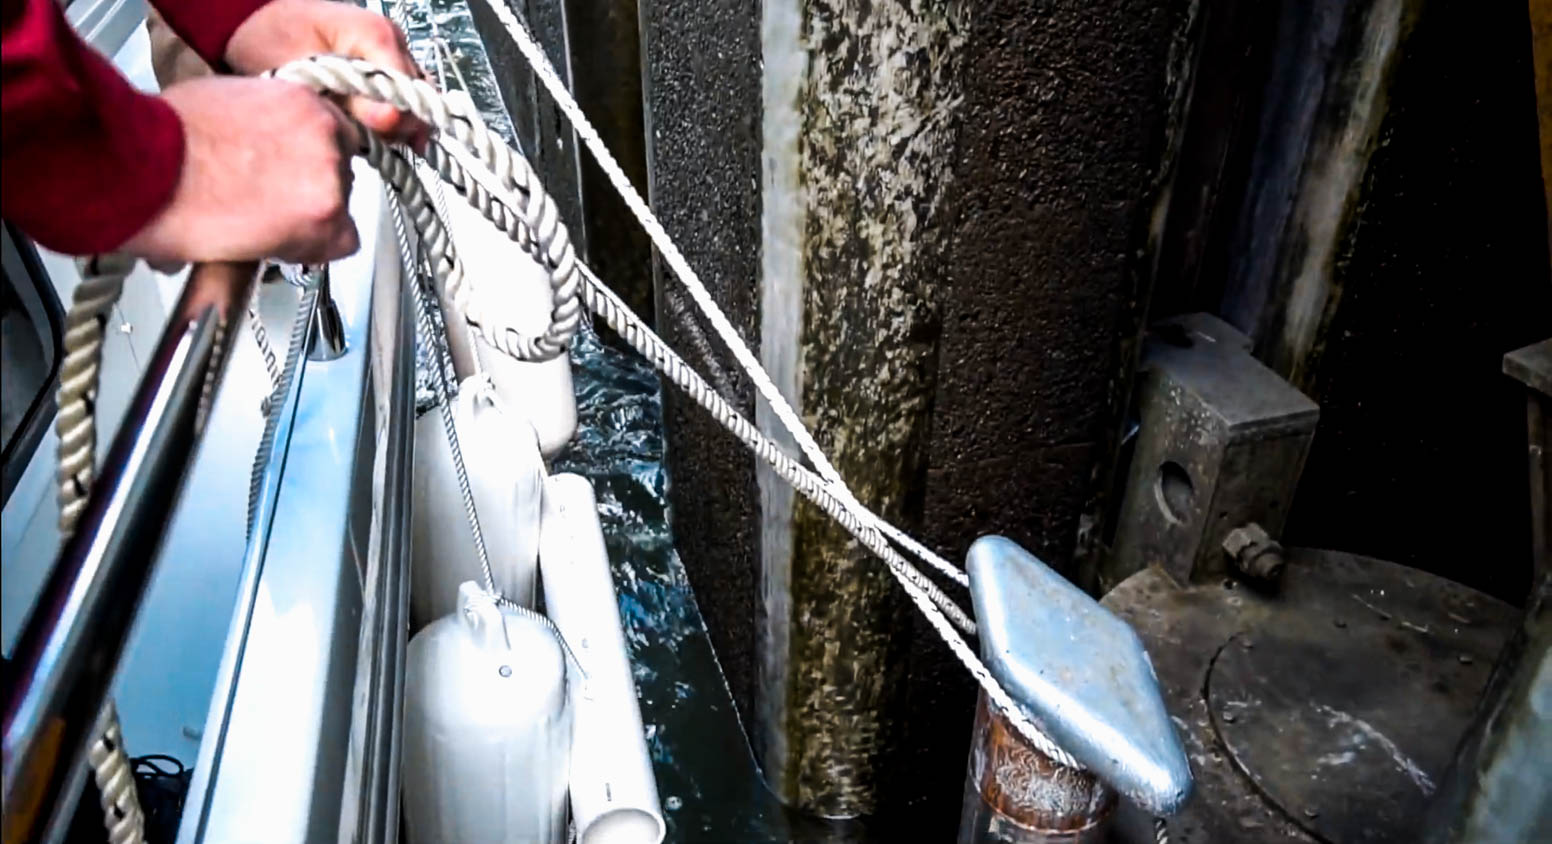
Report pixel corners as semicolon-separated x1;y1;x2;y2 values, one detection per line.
970;693;1115;834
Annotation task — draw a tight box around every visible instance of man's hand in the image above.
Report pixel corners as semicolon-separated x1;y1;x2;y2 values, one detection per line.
121;76;360;264
224;0;429;146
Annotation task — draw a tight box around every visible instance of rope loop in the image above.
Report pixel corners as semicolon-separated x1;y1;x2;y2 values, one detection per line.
271;56;582;364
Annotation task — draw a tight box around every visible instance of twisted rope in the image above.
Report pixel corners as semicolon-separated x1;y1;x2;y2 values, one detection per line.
57;254;131;536
271;58;582;364
245;281;319;539
87;700;144;844
57;256;145;843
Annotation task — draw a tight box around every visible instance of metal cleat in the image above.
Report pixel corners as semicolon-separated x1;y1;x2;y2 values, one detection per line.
967;535;1193;818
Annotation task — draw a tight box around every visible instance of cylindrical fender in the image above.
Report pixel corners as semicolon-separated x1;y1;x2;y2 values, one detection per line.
403;581;572;844
412;374;544;630
539;473;666;844
438;178;578;457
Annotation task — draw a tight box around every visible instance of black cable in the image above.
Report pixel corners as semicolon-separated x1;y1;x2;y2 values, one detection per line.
131;753;192;844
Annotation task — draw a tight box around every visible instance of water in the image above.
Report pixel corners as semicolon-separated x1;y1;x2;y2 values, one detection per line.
391;0;793;837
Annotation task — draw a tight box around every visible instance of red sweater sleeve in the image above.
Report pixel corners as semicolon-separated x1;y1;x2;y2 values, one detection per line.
0;0;270;255
152;0;271;69
1;0;186;254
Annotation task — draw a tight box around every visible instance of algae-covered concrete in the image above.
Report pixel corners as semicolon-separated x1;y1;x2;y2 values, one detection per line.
641;0;1189;830
757;0;968;817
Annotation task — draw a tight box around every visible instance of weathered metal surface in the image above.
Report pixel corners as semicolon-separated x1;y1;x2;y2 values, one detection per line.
562;0;654;326
1421;572;1552;843
1505;338;1552;592
1105;312;1318;591
1504;338;1552;400
967;536;1190;815
1215;0;1420;387
957;692;1114;844
1260;1;1551;604
1101;548;1517;843
1533;0;1552;255
1221;523;1285;582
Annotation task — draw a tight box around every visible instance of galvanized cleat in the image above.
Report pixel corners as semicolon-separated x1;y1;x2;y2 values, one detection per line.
967;535;1194;816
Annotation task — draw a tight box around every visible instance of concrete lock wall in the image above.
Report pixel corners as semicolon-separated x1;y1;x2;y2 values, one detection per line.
641;0;1191;831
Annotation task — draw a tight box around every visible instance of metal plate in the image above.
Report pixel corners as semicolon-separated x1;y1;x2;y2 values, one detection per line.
1101;548;1516;843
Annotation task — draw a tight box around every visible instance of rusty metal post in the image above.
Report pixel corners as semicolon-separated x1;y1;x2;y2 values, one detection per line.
958;692;1115;843
1504;339;1551;590
960;536;1191;842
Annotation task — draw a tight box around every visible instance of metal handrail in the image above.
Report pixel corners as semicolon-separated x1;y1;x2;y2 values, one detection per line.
1;261;260;844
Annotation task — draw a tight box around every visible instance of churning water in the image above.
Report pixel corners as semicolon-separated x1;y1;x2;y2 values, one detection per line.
395;0;793;837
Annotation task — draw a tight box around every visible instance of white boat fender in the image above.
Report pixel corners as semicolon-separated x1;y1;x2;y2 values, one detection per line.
411;373;544;630
432;145;579;458
402;581;572;844
539;473;667;844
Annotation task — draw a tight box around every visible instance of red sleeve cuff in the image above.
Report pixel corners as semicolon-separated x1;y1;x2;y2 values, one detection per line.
151;0;274;69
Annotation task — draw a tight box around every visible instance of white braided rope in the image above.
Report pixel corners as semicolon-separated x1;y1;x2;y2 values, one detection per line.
57;255;146;843
463;0;972;594
267;58;1091;765
272;57;582;364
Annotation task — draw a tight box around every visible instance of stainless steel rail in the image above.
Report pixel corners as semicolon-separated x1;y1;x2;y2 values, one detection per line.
1;261;260;844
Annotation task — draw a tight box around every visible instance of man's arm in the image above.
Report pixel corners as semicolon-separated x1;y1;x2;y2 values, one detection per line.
1;0;423;262
0;0;188;254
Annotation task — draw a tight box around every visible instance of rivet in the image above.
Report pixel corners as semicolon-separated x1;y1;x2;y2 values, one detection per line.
1457;654;1473;665
499;665;513;677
